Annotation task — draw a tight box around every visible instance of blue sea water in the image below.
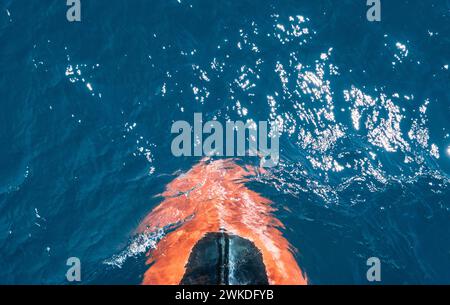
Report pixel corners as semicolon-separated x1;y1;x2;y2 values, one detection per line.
0;0;449;284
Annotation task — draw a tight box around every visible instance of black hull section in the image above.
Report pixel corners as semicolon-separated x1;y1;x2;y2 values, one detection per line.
181;232;269;285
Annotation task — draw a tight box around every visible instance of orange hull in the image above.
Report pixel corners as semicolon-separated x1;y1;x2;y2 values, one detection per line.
137;159;307;285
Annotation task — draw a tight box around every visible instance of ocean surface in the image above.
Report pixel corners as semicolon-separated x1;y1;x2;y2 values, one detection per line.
0;0;449;284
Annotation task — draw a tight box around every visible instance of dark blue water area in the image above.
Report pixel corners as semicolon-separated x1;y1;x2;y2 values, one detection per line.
0;0;449;284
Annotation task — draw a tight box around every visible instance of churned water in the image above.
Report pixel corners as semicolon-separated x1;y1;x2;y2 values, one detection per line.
0;0;449;284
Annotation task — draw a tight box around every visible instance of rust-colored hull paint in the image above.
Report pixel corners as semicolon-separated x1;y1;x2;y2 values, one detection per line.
137;159;307;285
